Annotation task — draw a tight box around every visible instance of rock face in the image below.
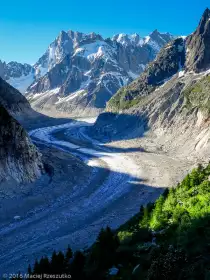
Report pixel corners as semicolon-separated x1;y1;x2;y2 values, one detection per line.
0;105;43;183
91;8;210;163
0;78;43;184
0;61;35;93
0;77;31;115
24;30;173;116
186;8;210;72
107;9;210;111
108;37;185;111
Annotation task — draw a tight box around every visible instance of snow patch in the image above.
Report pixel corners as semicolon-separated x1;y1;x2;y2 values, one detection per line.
49;44;56;64
55;90;87;104
128;71;140;80
35;66;48;78
144;36;150;44
29;87;60;102
7;72;35;93
178;70;185;78
74;40;117;64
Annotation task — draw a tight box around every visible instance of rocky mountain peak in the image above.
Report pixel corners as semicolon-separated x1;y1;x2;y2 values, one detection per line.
67;30;85;42
0;61;35;93
150;29;172;43
66;30;103;45
112;33;137;46
25;27;174;116
185;8;210;72
111;31;173;49
57;30;70;42
1;26;174;116
149;29;160;37
198;8;210;32
34;30;105;79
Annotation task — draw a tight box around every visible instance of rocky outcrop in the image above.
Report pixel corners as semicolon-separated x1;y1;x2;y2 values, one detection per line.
0;77;31;115
0;105;43;183
0;77;43;184
185;8;210;72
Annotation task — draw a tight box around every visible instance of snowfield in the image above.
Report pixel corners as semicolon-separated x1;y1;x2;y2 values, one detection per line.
7;71;35;93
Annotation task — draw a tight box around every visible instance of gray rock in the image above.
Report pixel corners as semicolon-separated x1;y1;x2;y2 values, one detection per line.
0;104;43;184
107;37;185;111
0;77;31;115
25;30;173;116
0;61;35;93
186;8;210;72
89;9;210;168
107;9;210;112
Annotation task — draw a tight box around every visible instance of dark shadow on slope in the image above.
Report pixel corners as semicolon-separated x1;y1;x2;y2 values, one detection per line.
0;141;164;275
103;146;149;153
53;128;151;155
87;112;150;144
16;108;73;131
49;112;151;155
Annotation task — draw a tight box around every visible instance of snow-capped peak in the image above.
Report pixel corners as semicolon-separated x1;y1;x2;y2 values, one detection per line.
0;27;173;109
112;33;143;46
112;30;173;49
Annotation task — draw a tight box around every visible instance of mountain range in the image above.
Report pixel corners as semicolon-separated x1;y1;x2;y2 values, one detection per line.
0;30;173;116
0;60;35;93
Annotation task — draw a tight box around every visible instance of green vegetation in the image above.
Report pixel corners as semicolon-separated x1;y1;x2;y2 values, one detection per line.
107;87;133;111
25;163;210;279
183;75;210;114
107;86;153;112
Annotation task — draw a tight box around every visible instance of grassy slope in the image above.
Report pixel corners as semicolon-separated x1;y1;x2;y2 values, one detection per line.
116;163;210;279
27;163;210;280
183;75;210;114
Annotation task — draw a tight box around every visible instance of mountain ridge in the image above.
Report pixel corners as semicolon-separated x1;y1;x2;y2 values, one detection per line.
0;78;44;185
0;60;35;93
90;8;210;167
107;9;210;112
0;29;173;116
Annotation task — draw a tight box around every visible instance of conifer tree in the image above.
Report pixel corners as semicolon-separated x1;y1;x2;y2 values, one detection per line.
65;245;73;261
70;251;86;279
28;264;32;274
33;259;40;274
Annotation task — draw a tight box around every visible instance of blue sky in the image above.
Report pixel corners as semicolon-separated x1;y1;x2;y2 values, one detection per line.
0;0;208;64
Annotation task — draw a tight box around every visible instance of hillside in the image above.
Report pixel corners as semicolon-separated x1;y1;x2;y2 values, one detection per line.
0;105;43;184
107;8;210;112
0;77;31;115
89;8;210;166
0;78;44;184
25;163;210;279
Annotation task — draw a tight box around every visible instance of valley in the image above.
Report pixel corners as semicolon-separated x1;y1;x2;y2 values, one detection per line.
0;6;210;279
0;117;192;273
